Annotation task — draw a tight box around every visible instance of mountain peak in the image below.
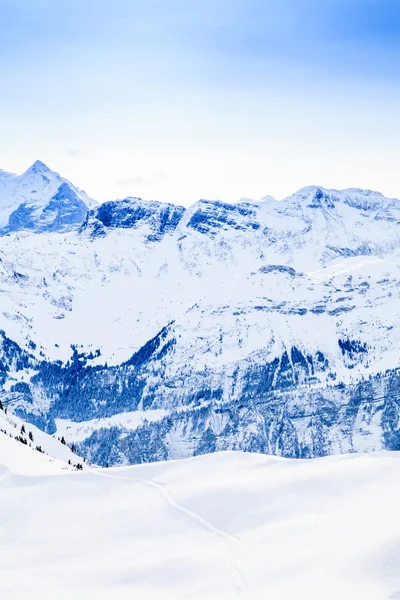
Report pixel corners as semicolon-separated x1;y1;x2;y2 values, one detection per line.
24;160;52;176
0;161;96;232
293;185;330;197
259;194;276;203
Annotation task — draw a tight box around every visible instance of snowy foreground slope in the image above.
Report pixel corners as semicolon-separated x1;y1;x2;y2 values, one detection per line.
1;437;400;600
2;163;400;464
0;408;87;469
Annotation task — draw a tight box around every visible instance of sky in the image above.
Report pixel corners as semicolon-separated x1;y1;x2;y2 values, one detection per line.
0;0;399;205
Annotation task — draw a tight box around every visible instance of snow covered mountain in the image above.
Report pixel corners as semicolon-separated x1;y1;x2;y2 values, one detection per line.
1;168;400;465
0;160;96;233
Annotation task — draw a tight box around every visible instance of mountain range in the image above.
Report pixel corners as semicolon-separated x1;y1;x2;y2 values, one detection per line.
1;160;400;466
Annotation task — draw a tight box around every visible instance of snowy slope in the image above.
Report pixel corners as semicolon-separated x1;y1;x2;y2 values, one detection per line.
0;160;96;233
2;444;400;599
0;407;86;469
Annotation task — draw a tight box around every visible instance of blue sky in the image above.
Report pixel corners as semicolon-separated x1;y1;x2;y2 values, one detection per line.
0;0;399;204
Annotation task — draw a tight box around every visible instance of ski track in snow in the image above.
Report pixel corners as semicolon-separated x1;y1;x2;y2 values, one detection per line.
144;478;247;596
95;468;247;595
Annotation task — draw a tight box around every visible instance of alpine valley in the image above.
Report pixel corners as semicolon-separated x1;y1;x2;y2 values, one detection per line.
1;160;400;466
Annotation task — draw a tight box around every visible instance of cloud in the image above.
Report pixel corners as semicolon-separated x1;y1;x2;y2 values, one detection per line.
117;172;168;186
66;148;87;158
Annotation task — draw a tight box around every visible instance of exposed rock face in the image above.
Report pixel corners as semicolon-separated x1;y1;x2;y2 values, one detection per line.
81;197;185;241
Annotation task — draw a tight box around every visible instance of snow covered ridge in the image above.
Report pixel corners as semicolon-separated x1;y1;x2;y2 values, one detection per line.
0;160;96;233
0;402;86;471
2;164;400;465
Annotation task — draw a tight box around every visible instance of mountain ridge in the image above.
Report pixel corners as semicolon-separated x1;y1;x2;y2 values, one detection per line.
3;160;400;229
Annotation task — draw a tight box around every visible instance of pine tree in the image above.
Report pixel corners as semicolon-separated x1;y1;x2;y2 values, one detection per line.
21;424;26;435
29;431;34;442
61;436;66;445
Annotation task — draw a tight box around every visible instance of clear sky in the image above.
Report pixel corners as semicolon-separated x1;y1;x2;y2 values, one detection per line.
0;0;399;205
